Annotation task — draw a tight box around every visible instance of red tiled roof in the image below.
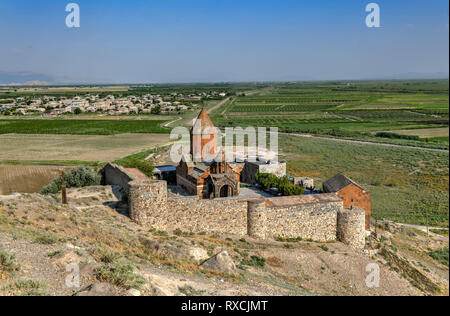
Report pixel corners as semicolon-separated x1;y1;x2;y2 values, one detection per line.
124;168;148;180
265;194;342;208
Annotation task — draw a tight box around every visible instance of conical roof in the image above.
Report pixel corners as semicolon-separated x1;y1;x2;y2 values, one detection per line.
192;109;217;134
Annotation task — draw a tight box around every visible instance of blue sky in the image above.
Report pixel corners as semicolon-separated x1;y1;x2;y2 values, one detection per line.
0;0;448;83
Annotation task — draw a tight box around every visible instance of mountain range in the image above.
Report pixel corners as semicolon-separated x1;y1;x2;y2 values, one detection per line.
0;71;448;86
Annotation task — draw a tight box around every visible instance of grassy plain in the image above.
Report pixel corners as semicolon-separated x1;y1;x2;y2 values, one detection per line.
0;133;170;163
280;135;449;227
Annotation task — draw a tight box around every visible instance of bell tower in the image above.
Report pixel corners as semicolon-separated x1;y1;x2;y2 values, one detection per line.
190;109;218;162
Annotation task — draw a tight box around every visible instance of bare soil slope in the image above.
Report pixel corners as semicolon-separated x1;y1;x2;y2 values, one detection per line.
0;187;447;296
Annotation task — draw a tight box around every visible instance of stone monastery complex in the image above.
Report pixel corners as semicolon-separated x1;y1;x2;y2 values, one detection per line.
101;110;372;249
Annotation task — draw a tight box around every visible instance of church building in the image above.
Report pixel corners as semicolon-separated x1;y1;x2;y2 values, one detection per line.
176;109;241;199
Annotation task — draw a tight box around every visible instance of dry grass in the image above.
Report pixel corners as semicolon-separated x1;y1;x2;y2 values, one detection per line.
0;165;64;195
0;133;170;162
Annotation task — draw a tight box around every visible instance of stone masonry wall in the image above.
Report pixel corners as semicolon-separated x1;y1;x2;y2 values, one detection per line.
337;207;366;249
247;200;267;239
129;180;248;235
129;180;353;244
263;201;341;242
242;162;287;185
101;163;147;194
101;164;133;193
129;180;168;226
259;162;287;178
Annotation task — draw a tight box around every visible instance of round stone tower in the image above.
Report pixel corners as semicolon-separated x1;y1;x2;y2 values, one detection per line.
129;180;167;226
337;207;366;249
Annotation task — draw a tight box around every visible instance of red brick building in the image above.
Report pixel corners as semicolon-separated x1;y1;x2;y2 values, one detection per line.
323;174;371;230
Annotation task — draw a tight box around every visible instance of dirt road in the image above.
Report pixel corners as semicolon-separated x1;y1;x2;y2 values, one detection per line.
280;132;449;153
163;117;182;128
188;97;231;126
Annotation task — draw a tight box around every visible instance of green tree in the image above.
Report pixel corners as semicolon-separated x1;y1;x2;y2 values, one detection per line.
151;106;161;115
255;173;304;196
41;167;101;195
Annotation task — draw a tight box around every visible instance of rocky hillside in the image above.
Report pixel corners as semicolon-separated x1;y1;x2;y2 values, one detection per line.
0;186;448;296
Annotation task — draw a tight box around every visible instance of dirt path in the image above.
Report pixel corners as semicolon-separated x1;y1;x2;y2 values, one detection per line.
163;117;182;128
280;132;449;153
394;223;449;242
188;97;231;126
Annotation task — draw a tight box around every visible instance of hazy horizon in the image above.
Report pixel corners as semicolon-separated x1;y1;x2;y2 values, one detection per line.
1;0;448;84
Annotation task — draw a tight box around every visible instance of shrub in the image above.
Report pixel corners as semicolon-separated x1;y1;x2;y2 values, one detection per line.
95;260;145;290
46;250;62;258
430;229;449;236
319;245;329;252
33;233;60;245
151;106;161;115
375;132;420;141
255;172;279;190
41;180;61;195
241;255;266;268
429;248;449;266
41;166;101;195
255;173;305;196
276;236;302;243
278;176;304;196
2;280;49;296
94;249;121;264
0;248;20;274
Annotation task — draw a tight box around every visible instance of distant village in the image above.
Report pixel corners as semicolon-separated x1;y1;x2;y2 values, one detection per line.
0;91;229;116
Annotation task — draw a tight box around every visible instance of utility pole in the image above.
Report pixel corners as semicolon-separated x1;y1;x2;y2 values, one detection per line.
61;171;67;205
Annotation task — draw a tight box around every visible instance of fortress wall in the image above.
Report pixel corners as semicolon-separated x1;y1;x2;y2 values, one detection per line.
247;200;267;239
259;162;287;178
242;162;287;185
129;180;168;226
130;180;363;245
101;164;133;193
337;207;366;249
101;163;147;194
129;180;248;235
261;201;341;242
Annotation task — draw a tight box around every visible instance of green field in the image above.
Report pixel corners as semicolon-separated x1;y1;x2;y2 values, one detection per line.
280;135;449;228
0;119;170;135
210;80;449;149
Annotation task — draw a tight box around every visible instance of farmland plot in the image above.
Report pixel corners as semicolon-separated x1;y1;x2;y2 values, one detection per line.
0;133;171;162
0;165;63;195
